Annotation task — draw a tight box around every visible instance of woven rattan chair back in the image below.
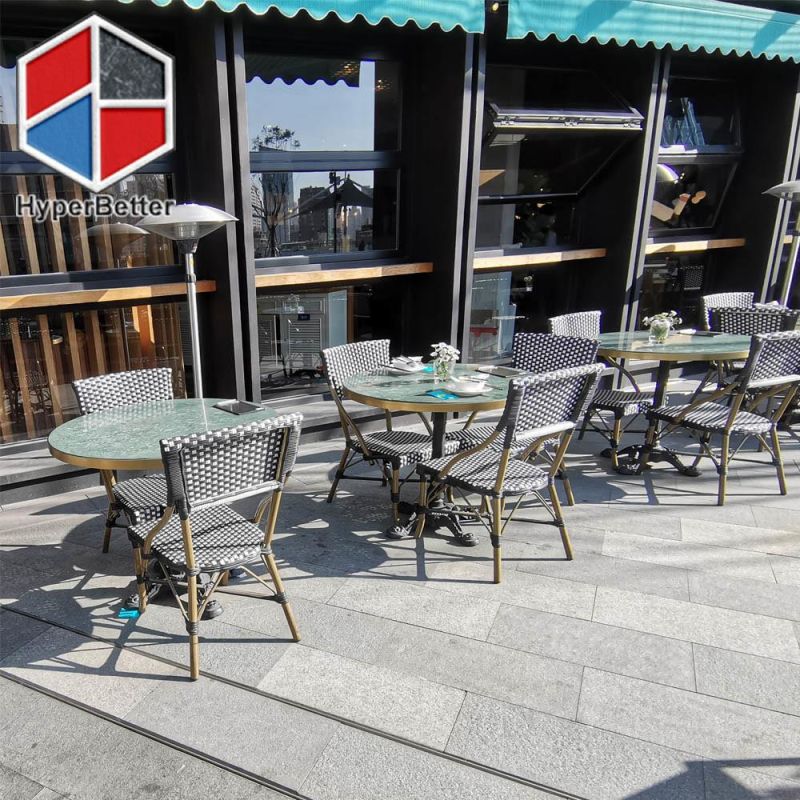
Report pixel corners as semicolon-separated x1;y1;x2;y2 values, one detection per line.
497;364;603;450
161;413;302;516
710;307;800;336
74;368;173;414
513;333;599;374
547;311;602;339
737;331;800;390
320;340;391;401
701;292;754;330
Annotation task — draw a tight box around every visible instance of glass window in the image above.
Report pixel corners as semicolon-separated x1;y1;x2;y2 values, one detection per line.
250;169;398;259
256;283;401;399
245;53;401;152
650;160;737;233
0;173;177;274
0;302;187;443
661;78;740;152
475;198;576;250
637;256;706;328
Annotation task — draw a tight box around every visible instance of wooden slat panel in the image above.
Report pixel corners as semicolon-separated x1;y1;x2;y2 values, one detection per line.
106;309;127;372
0;281;217;312
36;314;63;426
15;177;41;274
64;314;86;379
86;311;107;374
8;318;36;437
472;248;607;272
254;262;433;288
644;237;747;255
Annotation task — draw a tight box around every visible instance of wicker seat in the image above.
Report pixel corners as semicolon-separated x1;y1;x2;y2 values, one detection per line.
548;311;658;469
448;332;598;505
700;291;754;330
645;331;800;505
72;368;173;552
415;364;602;583
133;414;303;680
321;340;449;529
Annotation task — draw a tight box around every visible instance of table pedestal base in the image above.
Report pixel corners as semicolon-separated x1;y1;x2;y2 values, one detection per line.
610;444;702;477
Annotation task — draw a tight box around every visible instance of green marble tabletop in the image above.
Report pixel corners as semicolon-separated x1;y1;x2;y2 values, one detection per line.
343;364;512;413
48;399;277;470
597;331;752;362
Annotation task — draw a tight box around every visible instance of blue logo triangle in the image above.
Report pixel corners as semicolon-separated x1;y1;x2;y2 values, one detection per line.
28;95;93;180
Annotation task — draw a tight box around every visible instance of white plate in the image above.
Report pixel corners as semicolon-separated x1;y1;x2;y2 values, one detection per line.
444;381;488;397
387;366;425;376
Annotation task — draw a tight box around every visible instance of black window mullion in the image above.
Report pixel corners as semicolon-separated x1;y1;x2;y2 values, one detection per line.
248;150;401;173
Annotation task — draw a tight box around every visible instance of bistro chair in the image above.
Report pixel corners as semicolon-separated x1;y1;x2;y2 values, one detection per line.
448;332;598;505
321;340;458;533
129;414;302;680
548;310;658;470
415;364;603;583
644;331;800;505
700;291;754;330
73;368;173;552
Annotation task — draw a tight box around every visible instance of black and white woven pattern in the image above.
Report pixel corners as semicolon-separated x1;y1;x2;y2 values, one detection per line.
320;340;391;400
710;307;800;335
740;331;800;388
161;413;302;513
358;429;459;467
73;368;173;414
513;332;599;374
649;402;773;435
129;505;264;571
701;292;754;330
591;389;655;417
113;475;167;525
418;450;549;497
547;311;602;339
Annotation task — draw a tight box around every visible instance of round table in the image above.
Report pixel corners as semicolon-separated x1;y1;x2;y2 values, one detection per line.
343;363;513;458
48;398;276;471
597;331;752;474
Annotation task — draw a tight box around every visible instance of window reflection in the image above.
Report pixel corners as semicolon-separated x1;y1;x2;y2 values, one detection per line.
661;78;740;152
250;169;397;259
245;53;400;152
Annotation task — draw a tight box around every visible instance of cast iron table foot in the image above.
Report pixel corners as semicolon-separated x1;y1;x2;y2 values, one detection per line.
613;444;701;477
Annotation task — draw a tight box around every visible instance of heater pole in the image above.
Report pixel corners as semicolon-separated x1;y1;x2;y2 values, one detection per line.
780;213;800;307
184;250;203;398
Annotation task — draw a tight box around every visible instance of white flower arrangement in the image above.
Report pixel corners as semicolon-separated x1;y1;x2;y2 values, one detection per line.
642;310;682;328
430;342;460;363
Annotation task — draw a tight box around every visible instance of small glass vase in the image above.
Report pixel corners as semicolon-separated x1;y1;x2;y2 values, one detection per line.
433;358;454;384
648;318;671;344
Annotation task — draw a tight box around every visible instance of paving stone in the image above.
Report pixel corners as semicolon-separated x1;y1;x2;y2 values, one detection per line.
681;517;800;558
125;675;338;789
221;594;397;664
301;726;559;800
0;609;51;659
488;603;695;690
515;550;690;601
446;692;705;800
423;561;596;620
593;587;800;662
602;531;778;582
559;505;684;540
0;627;183;716
259;645;464;748
772;555;800;587
0;763;47;799
702;762;800;799
752;505;800;533
688;571;800;622
492;524;606;557
374;622;583;720
693;644;800;717
328;577;501;639
577;668;800;780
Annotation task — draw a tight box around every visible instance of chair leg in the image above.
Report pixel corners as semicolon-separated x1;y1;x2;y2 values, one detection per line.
390;467;401;525
102;505;120;554
491;496;503;584
559;466;575;506
609;414;624;470
263;552;300;641
414;477;428;538
577;410;590;441
770;428;788;496
549;480;573;560
327;444;351;503
718;434;730;506
186;572;200;680
132;545;148;614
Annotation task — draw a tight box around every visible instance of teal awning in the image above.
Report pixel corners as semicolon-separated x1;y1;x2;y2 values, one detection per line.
116;0;484;32
507;0;800;62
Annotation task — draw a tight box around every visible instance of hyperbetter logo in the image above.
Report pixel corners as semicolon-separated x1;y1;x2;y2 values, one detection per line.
15;194;174;224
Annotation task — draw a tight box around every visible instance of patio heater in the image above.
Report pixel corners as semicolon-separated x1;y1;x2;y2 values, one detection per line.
137;203;237;398
764;180;800;306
